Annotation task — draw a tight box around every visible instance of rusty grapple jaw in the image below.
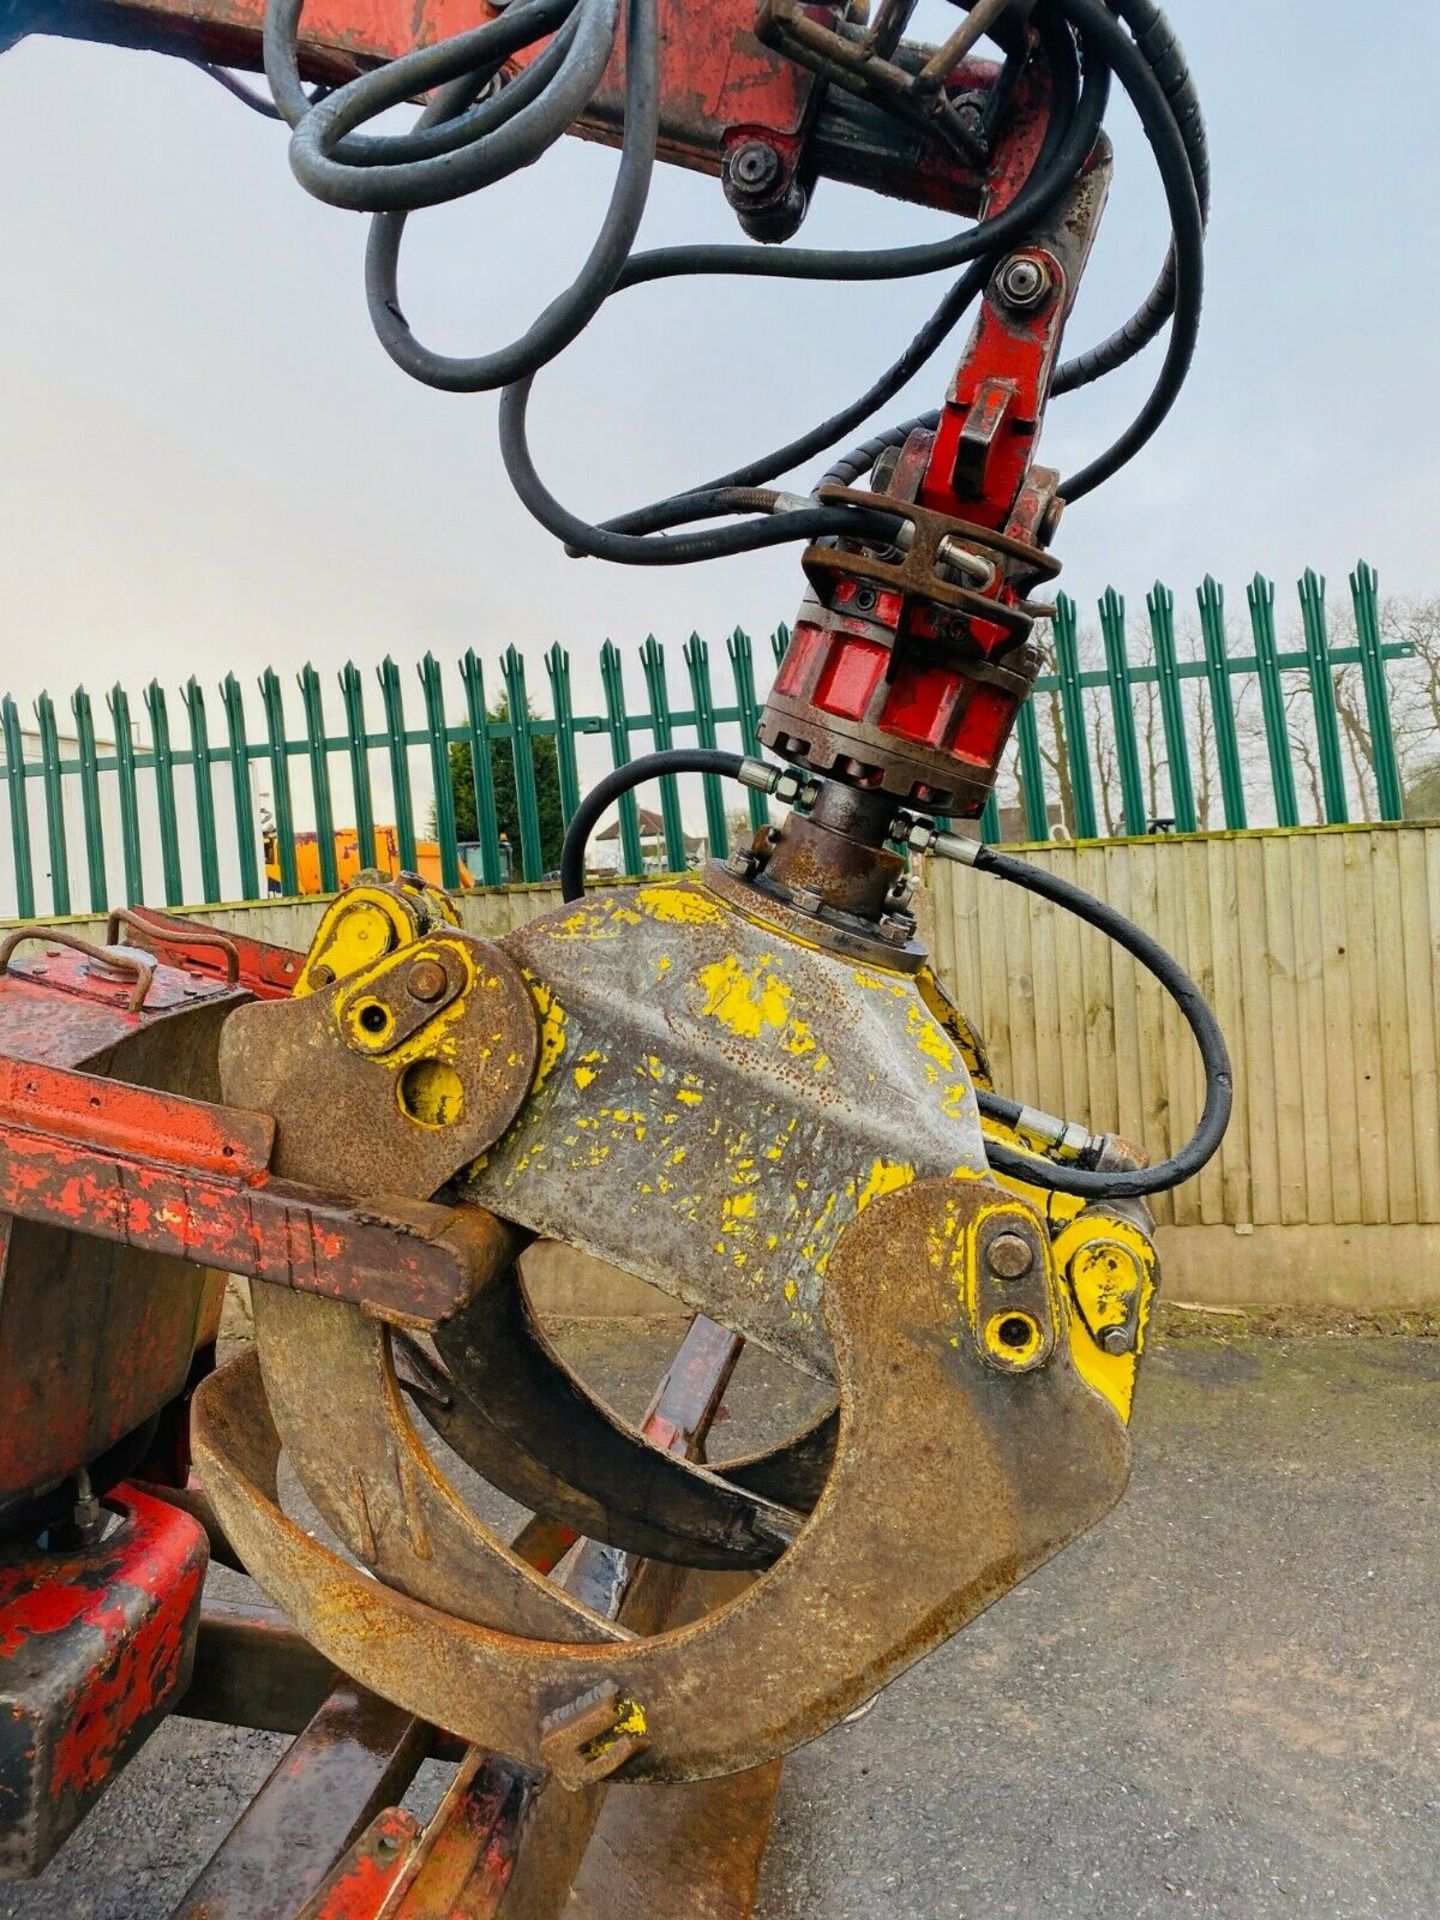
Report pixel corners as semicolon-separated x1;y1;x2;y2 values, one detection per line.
195;871;1160;1785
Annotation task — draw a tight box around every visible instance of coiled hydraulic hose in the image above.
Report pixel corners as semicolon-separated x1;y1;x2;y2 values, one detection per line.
256;0;1207;552
915;826;1232;1198
823;0;1206;502
560;750;1231;1204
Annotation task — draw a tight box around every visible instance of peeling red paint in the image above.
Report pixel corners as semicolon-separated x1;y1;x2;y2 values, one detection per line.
0;1488;207;1875
306;1808;421;1919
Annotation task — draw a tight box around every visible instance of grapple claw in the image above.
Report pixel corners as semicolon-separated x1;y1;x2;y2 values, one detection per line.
192;870;1155;1782
195;1173;1131;1782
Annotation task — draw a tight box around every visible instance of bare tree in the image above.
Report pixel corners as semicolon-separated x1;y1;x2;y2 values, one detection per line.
1285;680;1326;821
982;586;1436;841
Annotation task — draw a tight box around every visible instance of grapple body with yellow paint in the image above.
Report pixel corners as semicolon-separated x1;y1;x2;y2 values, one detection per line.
194;856;1160;1785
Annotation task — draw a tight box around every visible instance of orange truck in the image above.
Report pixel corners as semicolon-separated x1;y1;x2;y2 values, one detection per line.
263;827;477;897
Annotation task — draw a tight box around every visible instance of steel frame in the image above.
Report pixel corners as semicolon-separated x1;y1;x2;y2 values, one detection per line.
161;1314;780;1920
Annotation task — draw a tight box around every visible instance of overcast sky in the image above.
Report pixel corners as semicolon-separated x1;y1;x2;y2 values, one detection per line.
0;0;1436;734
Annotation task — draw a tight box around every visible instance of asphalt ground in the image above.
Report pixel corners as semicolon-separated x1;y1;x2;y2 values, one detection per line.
5;1330;1438;1920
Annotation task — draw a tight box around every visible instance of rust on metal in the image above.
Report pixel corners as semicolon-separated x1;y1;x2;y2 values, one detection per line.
106;905;243;985
0;1113;512;1327
300;1806;424;1920
219;930;539;1200
170;1682;429;1920
0;947;246;1524
195;1175;1131;1783
420;1265;797;1571
0;928;154;1014
113;904;303;999
0;1487;208;1879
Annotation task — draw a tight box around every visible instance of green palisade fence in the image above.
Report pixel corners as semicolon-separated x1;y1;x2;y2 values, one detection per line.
0;562;1416;921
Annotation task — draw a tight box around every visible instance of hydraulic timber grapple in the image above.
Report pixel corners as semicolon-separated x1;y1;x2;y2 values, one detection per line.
0;2;1226;1910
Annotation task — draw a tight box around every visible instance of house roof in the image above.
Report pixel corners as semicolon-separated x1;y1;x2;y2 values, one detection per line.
595;807;704;852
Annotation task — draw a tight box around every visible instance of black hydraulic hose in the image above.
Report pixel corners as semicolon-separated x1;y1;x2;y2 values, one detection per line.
824;2;1204;500
1049;0;1204;500
261;0;1205;548
931;835;1231;1198
197;61;327;118
976;1088;1026;1128
598;11;1096;541
1052;0;1210;393
499;381;906;564
601;259;991;540
364;0;658;392
264;0;587;186
500;16;1109;561
560;749;746;901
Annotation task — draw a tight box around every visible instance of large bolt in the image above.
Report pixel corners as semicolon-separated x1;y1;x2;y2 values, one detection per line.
728;140;783;199
1100;1323;1136;1356
878;911;916;948
996;253;1052;312
406;958;449;1003
987;1230;1035;1279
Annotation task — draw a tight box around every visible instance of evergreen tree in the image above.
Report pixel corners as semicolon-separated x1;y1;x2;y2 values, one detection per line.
445;693;565;878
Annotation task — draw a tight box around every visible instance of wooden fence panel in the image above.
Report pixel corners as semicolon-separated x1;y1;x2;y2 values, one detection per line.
924;823;1440;1232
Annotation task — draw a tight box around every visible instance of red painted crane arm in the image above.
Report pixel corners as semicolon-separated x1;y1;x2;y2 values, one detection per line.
9;0;1001;218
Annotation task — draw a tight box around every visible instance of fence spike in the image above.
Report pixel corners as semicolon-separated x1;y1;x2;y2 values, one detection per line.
144;680;186;906
258;667;298;898
545;643;582;829
684;631;730;862
501;646;544;883
419;654;461;890
377;655;418;874
184;678;222;905
1098;587;1148;836
1050;594;1098;839
297;663;339;893
1296;570;1348;824
1349;559;1404;820
460;649;504;886
599;639;645;879
1195;576;1248;830
106;683;146;907
1245;573;1299;828
1;696;36;920
220;673;262;902
32;692;71;916
640;634;687;874
71;685;109;912
339;661;377;873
